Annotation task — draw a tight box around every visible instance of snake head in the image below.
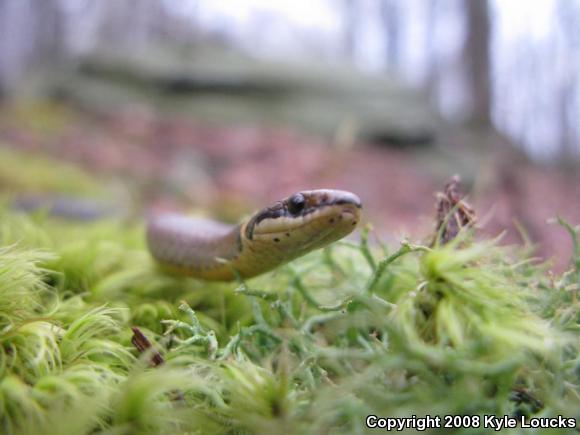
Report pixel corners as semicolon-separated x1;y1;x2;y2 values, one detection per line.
244;189;362;254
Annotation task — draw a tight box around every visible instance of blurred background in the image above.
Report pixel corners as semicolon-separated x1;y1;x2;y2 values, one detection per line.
0;0;579;268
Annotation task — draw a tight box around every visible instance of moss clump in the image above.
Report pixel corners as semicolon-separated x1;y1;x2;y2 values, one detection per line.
0;207;577;434
0;147;107;197
0;153;577;433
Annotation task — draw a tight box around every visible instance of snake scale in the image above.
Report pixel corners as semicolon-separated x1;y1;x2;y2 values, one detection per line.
146;189;362;281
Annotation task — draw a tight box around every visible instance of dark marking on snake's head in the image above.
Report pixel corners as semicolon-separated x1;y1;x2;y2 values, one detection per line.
245;189;362;240
236;226;244;253
244;220;255;240
299;189;362;211
244;201;284;240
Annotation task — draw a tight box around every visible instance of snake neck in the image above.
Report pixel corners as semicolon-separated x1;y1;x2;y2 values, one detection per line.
146;214;242;280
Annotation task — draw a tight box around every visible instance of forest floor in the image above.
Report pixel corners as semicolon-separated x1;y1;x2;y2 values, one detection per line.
0;100;578;271
0;100;578;434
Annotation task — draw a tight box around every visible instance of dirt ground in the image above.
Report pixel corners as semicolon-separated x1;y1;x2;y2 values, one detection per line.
1;103;579;271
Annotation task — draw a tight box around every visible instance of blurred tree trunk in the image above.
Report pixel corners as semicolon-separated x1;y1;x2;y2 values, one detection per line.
0;0;65;96
463;0;492;128
342;0;359;59
380;0;400;68
556;0;579;160
0;0;34;96
424;0;439;96
34;0;65;63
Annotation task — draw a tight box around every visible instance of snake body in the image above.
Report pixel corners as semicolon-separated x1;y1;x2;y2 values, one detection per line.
146;189;362;281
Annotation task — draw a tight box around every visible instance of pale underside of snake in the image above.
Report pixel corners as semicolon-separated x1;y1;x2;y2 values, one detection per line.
146;189;362;281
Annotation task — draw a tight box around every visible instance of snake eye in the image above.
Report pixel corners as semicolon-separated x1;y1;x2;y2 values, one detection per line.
287;193;306;215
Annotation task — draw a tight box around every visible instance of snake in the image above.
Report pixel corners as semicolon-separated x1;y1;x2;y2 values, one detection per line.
146;189;362;281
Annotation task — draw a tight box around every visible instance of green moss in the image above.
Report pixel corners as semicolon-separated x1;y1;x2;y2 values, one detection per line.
0;102;73;139
0;202;578;433
0;147;106;197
